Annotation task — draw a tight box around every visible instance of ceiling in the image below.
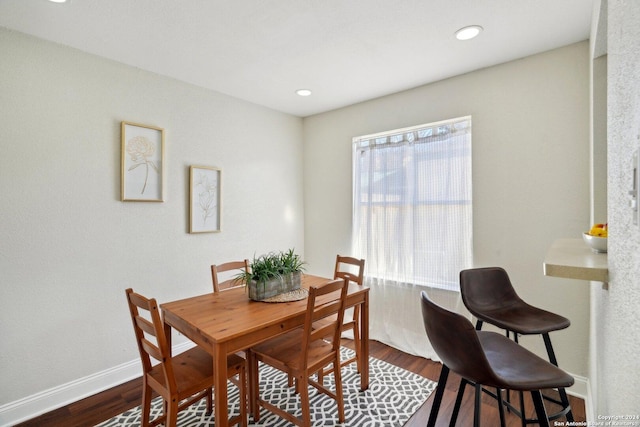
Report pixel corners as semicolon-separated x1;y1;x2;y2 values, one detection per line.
0;0;594;117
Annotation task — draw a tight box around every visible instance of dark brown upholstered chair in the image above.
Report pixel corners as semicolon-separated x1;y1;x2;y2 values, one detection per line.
211;259;249;293
420;291;574;427
459;267;573;424
125;288;247;427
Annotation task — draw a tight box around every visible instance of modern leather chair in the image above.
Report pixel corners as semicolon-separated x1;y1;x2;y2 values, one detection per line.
459;267;574;424
211;259;249;293
420;291;574;427
125;288;247;426
248;278;348;427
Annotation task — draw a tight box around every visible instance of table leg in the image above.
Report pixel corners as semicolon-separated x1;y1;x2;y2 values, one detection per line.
214;343;228;427
246;350;256;418
163;323;172;356
360;293;369;390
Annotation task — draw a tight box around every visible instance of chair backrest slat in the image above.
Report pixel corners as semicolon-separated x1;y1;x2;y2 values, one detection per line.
135;316;157;337
125;288;178;392
211;259;250;293
334;255;365;326
141;337;163;361
301;278;348;365
334;255;365;286
310;323;335;342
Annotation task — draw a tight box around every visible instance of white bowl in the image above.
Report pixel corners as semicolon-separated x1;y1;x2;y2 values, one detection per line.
583;232;607;253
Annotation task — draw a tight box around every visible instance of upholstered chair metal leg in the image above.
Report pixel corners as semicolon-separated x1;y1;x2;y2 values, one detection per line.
531;390;551;427
426;365;449;427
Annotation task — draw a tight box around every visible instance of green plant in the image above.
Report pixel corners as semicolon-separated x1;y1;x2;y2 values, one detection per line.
279;248;305;275
236;249;306;286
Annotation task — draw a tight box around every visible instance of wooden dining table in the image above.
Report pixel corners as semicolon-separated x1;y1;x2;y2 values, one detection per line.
161;274;370;427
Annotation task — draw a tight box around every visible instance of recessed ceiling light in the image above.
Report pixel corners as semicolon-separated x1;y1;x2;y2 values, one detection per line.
455;25;483;41
296;89;312;97
48;0;68;3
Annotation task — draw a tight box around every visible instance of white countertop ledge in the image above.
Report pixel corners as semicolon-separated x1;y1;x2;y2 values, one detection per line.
543;238;609;282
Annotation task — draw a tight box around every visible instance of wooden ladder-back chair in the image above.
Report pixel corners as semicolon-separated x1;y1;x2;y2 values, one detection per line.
211;259;249;293
248;278;349;427
211;259;252;384
333;255;365;369
316;255;365;384
420;291;574;427
125;288;247;427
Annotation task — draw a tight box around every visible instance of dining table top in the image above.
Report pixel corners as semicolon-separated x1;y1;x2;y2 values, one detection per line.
162;273;369;358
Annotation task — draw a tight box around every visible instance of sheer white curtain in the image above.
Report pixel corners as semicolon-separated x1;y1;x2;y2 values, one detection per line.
352;117;473;360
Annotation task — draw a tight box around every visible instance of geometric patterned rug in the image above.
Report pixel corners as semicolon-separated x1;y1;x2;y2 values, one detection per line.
96;347;436;426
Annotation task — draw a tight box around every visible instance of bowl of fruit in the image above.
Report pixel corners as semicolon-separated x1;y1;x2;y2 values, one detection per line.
583;223;607;253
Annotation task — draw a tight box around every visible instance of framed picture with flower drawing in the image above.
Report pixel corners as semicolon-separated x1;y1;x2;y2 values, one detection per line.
121;121;164;202
189;165;221;233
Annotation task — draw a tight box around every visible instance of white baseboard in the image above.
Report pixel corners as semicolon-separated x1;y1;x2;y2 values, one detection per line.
584;375;595;422
566;373;593;422
0;342;193;427
566;373;588;401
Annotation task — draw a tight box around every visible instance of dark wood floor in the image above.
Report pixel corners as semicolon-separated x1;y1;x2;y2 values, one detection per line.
17;339;586;427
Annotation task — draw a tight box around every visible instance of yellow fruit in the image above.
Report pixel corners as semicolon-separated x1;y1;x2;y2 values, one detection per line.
589;223;608;237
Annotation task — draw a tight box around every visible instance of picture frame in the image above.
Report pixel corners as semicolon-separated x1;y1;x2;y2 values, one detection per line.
121;121;164;202
189;165;221;233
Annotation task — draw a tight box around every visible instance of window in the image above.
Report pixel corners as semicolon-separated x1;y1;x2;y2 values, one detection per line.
352;116;473;291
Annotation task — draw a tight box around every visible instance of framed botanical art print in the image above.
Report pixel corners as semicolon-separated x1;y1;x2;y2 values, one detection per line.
121;121;164;201
189;165;221;233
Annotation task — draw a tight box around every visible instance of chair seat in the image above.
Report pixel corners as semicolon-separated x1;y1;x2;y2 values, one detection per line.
148;347;245;396
472;301;570;335
252;329;334;371
478;331;574;391
313;314;356;333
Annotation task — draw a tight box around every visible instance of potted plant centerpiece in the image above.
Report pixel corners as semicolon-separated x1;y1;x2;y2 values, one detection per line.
237;249;306;301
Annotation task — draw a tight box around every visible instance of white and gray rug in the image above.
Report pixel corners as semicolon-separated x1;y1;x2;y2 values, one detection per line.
97;347;436;426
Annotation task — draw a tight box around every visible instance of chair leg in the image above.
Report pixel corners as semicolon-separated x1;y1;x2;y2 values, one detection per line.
352;307;361;373
206;387;213;415
427;365;449;427
496;388;506;427
449;378;468;427
518;390;527;427
250;353;261;423
542;333;558;365
473;383;482;427
298;373;312;427
531;390;550;427
542;333;574;422
333;358;346;423
167;397;179;427
237;368;248;427
140;382;152;427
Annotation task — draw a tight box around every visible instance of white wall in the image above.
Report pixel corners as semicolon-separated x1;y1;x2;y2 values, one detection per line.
303;43;592;381
0;28;304;410
591;0;640;414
